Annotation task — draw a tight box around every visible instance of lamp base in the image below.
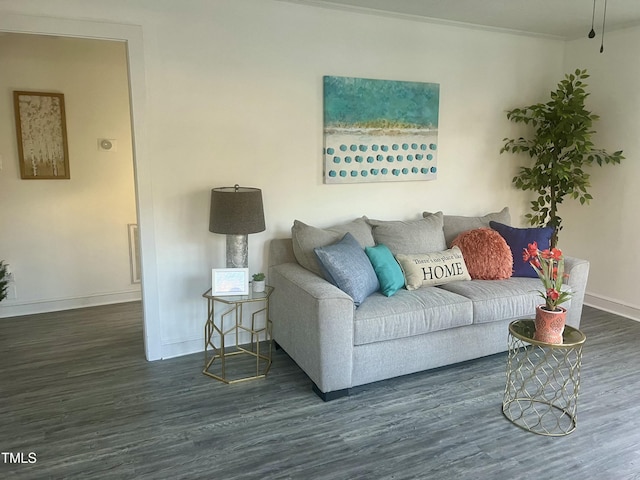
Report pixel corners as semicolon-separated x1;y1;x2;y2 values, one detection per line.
226;234;248;268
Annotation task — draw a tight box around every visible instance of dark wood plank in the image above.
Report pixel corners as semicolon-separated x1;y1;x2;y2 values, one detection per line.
1;303;639;479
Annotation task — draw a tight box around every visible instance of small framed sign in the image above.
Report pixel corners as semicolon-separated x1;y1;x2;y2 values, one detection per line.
212;268;249;296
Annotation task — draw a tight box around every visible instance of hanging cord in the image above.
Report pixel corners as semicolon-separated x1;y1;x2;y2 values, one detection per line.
600;0;608;52
588;0;596;38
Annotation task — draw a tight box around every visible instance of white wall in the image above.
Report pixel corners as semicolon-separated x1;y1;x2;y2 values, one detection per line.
0;0;571;358
561;27;640;321
0;34;140;317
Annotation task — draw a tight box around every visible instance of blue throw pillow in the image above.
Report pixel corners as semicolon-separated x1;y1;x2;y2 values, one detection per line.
365;244;405;296
314;232;380;306
489;221;553;278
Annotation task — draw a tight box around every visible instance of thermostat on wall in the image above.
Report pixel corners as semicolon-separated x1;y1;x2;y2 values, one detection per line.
98;138;117;152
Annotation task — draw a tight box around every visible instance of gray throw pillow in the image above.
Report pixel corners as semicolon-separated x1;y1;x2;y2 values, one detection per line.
423;207;510;247
291;217;375;277
314;233;379;307
366;212;446;255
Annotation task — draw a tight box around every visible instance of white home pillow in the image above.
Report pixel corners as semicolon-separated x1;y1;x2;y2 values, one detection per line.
395;247;471;290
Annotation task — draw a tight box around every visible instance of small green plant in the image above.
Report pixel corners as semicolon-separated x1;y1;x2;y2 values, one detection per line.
252;272;265;282
0;261;9;302
501;69;624;247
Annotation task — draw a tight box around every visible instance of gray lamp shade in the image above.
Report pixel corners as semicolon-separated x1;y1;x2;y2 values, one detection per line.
209;185;266;235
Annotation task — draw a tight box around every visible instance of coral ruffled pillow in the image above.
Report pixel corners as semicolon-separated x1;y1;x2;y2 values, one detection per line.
451;228;513;280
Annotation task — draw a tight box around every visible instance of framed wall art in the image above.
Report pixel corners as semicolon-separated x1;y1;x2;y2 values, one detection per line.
323;76;439;184
211;268;249;296
13;91;70;180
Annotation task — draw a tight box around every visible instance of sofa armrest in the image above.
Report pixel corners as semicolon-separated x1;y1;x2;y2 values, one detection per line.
269;238;296;267
269;261;355;393
563;256;590;328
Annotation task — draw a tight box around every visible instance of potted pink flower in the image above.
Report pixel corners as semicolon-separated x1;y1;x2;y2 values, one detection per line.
522;242;572;343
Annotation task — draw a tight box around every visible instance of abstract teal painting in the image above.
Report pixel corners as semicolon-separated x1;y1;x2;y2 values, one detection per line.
323;76;439;184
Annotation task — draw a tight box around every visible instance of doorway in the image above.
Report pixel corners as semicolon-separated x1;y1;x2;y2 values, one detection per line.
0;14;161;360
0;33;139;308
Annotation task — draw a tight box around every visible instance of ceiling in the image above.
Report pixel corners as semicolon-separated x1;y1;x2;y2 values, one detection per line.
283;0;640;39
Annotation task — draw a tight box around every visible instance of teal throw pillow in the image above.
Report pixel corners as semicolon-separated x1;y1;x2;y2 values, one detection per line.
365;244;405;296
314;233;380;307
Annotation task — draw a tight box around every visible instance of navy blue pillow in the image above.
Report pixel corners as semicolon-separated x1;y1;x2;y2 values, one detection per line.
489;221;553;278
314;232;380;306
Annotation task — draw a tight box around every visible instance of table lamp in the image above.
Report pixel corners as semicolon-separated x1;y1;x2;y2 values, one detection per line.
209;184;265;268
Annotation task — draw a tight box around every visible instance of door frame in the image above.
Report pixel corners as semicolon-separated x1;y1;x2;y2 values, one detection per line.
0;13;161;360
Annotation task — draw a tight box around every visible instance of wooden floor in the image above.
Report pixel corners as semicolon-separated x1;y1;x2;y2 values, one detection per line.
1;303;639;479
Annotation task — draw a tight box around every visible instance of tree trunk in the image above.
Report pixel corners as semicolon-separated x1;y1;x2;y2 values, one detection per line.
549;193;558;248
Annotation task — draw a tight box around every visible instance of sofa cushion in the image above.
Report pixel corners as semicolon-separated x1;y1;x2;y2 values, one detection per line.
314;233;379;307
437;277;571;325
424;207;510;247
292;217;375;277
353;287;473;345
364;244;405;297
366;212;446;255
451;228;513;280
489;221;553;278
395;247;471;289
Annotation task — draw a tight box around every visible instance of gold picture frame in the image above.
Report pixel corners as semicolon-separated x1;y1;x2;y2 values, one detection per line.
13;91;70;179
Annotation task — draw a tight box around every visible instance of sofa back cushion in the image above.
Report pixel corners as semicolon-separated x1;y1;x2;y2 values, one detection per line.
291;217;375;277
424;207;510;247
366;212;446;255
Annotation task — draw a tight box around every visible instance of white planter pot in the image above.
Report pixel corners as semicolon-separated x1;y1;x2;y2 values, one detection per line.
252;280;265;293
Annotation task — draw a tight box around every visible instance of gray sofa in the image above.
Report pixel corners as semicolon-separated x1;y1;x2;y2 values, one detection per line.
268;210;590;401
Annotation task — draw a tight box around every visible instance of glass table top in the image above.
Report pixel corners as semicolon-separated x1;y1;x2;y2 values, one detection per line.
509;319;586;347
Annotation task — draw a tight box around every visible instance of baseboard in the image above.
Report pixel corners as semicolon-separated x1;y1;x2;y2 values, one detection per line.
160;338;203;360
584;293;640;322
0;290;142;318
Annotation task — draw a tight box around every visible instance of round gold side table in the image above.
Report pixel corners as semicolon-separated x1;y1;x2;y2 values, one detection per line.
502;319;586;436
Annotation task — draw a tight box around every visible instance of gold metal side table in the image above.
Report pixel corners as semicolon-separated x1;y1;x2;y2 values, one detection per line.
202;286;273;384
503;319;586;436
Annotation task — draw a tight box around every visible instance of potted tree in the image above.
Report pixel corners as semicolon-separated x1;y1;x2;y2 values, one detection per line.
501;69;624;247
